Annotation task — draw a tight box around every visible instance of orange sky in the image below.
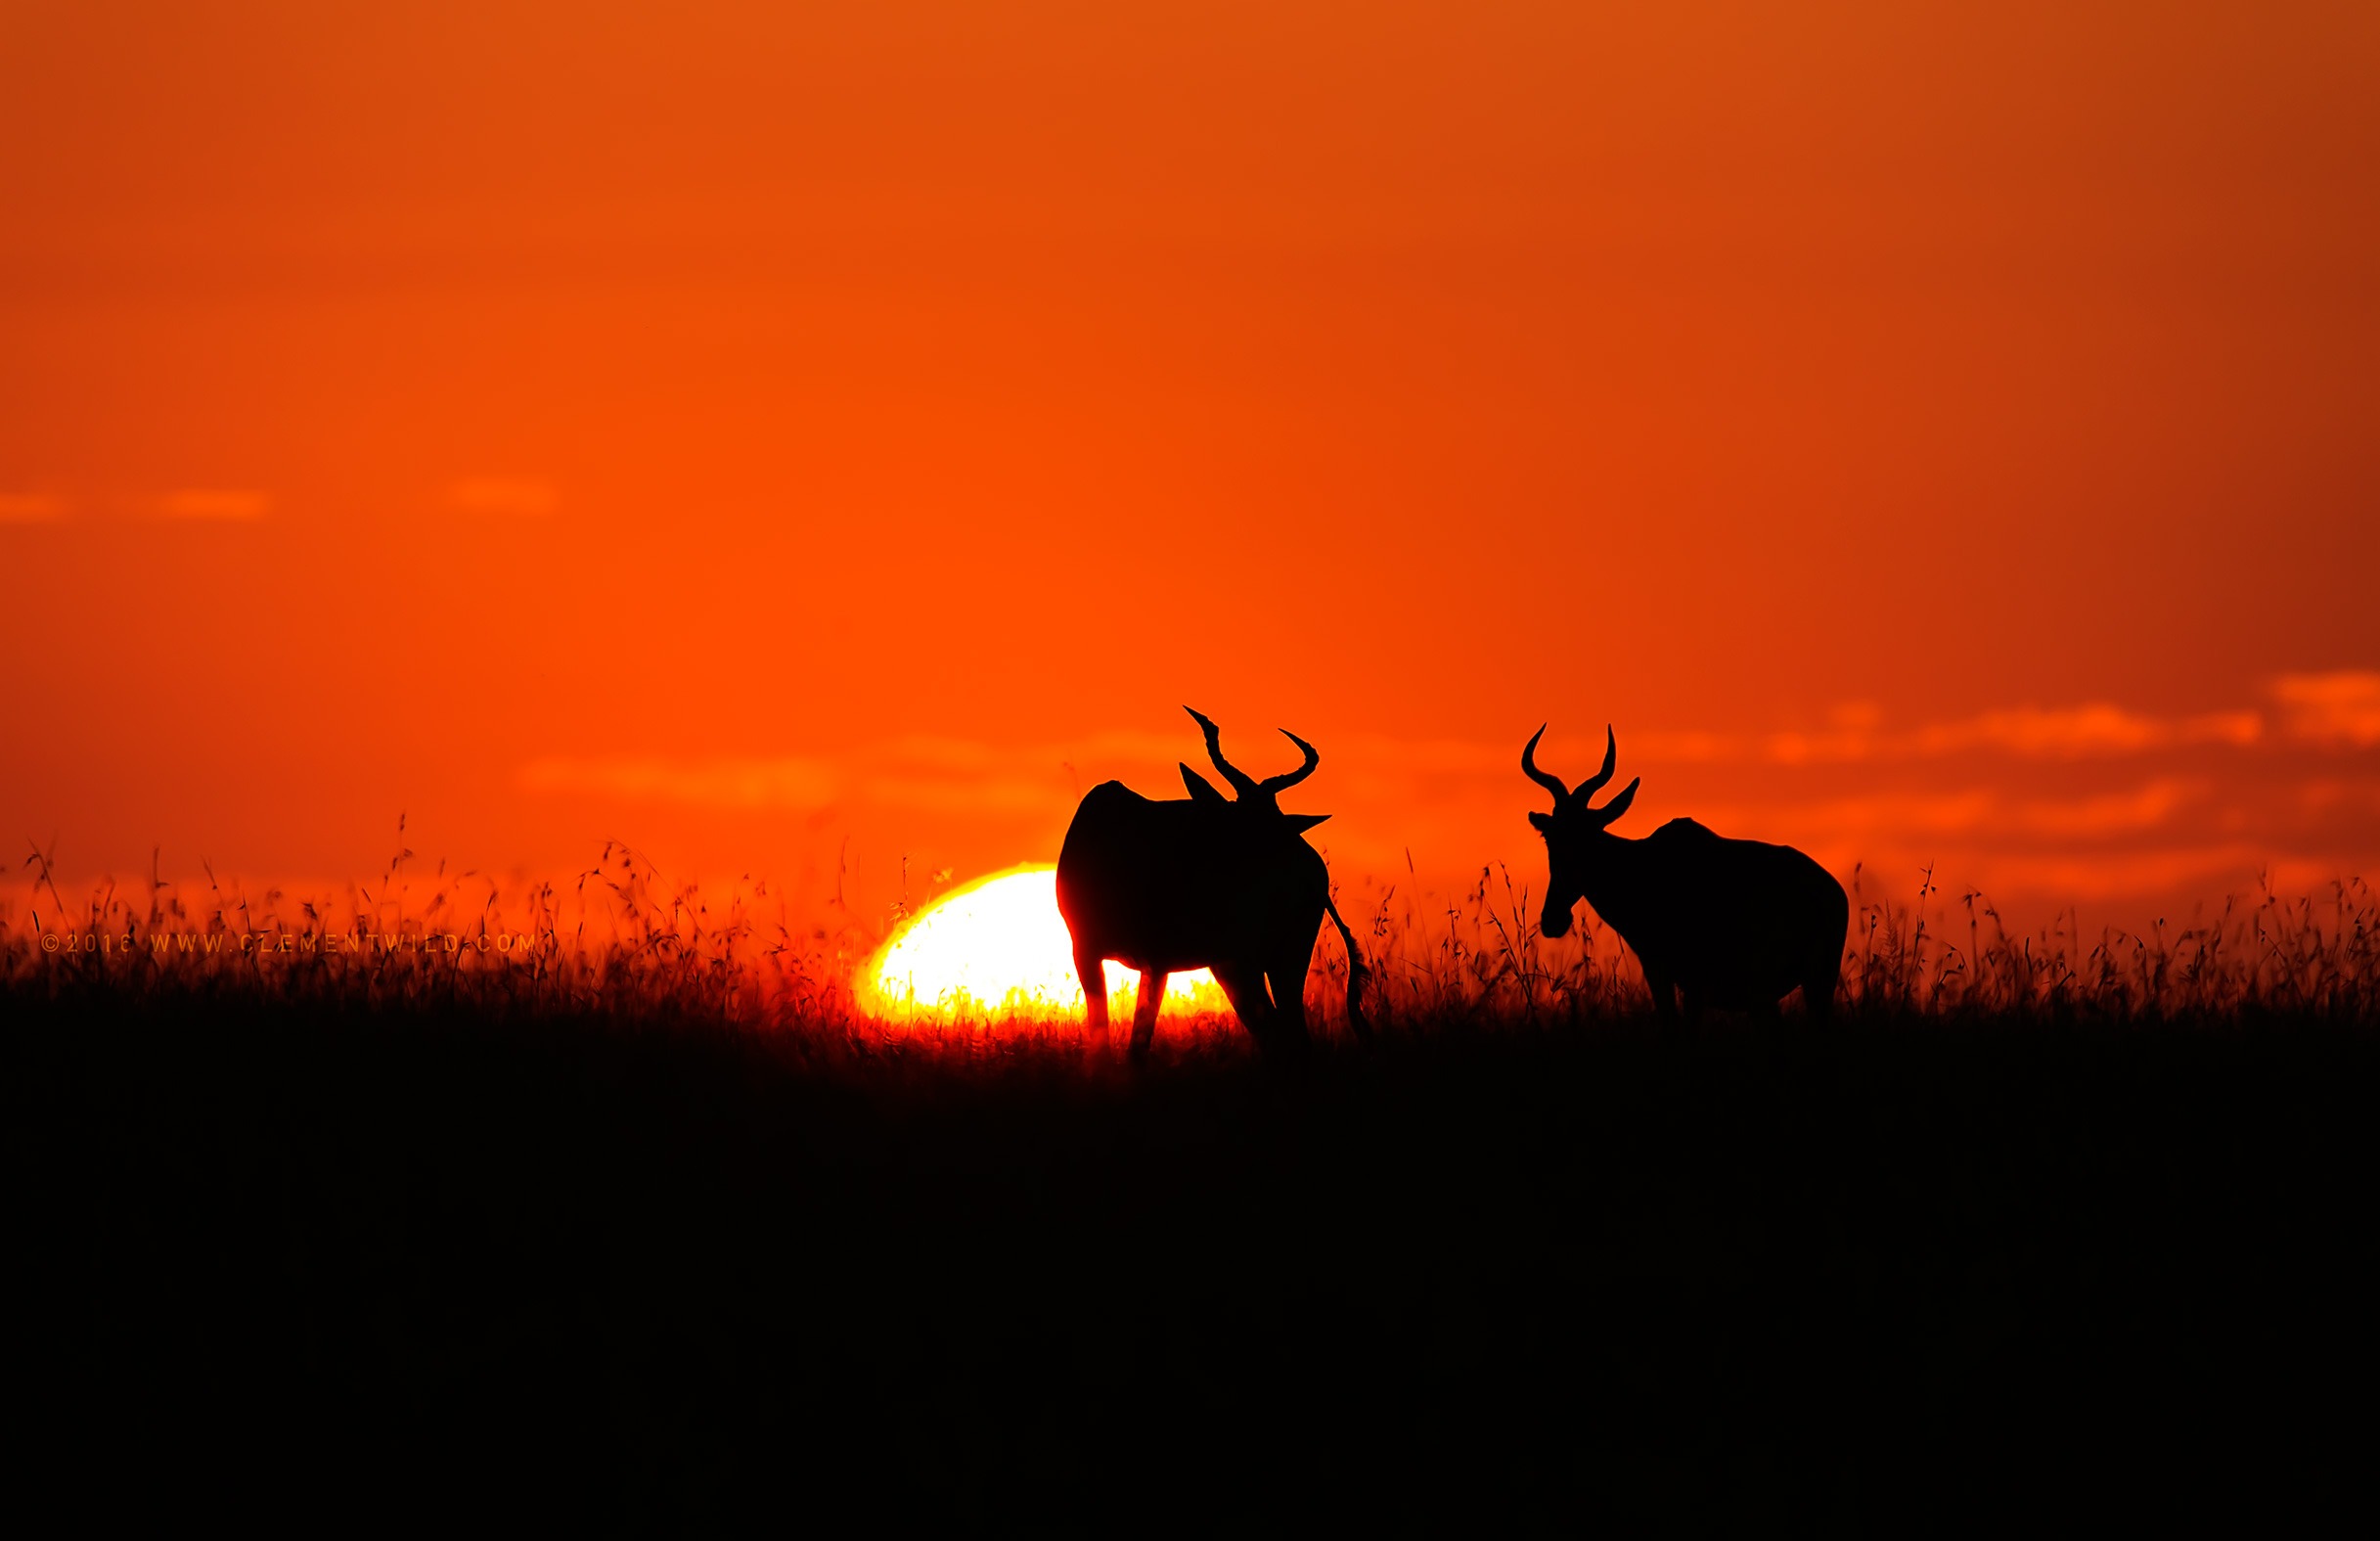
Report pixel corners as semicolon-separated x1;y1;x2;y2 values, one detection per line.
4;2;2376;929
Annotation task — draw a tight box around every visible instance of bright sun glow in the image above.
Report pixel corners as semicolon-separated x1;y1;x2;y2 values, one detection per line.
861;865;1225;1021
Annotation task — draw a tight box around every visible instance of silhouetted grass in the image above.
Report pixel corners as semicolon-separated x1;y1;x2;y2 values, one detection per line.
13;839;2375;1030
9;846;2378;1523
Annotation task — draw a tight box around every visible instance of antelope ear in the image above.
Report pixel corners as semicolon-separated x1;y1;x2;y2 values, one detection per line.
1281;812;1331;835
1593;778;1640;827
1528;810;1554;833
1180;764;1228;803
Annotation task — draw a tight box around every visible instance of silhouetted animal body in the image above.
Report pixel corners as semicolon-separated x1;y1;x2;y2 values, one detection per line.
1524;725;1848;1021
1057;708;1369;1058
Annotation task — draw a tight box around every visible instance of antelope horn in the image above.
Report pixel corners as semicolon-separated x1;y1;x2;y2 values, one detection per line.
1185;706;1261;798
1574;725;1618;800
1521;724;1569;805
1259;729;1320;794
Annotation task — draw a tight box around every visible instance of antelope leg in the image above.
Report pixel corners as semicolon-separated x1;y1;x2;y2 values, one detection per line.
1128;970;1168;1060
1077;943;1111;1050
1212;960;1272;1049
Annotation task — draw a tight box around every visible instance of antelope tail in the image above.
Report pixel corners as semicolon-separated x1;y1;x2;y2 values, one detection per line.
1323;892;1373;1042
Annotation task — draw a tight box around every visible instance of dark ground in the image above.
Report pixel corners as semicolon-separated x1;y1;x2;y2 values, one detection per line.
11;993;2378;1528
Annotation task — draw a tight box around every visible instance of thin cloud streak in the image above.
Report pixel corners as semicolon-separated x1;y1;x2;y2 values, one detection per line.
513;694;2375;912
155;489;272;521
519;755;840;809
1930;844;2284;906
1697;780;2206;843
449;477;559;517
2273;671;2380;748
0;493;68;522
1765;705;2263;765
517;678;2367;823
1501;702;2273;770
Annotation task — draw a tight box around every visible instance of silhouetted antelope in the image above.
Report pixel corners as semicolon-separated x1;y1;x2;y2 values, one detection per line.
1057;708;1370;1058
1523;725;1849;1021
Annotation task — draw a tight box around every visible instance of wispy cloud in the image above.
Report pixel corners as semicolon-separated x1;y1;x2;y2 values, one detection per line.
155;488;271;521
449;477;559;517
1942;844;2281;904
1705;779;2205;843
2009;778;2206;837
2298;778;2380;817
0;492;67;523
517;735;1171;818
519;755;840;809
2273;671;2380;748
1763;703;2262;764
1504;703;2268;771
514;719;2373;915
515;688;2328;825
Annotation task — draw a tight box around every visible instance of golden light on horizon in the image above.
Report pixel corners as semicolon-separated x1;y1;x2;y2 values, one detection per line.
861;865;1224;1021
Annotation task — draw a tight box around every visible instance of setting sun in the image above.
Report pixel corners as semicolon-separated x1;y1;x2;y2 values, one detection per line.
862;865;1224;1020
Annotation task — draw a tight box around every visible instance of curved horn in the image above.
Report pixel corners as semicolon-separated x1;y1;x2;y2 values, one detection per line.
1259;729;1320;795
1521;724;1569;806
1574;725;1618;800
1185;706;1260;798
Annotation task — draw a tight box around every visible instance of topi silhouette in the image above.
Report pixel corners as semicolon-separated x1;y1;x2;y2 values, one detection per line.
1523;724;1849;1022
1057;707;1370;1058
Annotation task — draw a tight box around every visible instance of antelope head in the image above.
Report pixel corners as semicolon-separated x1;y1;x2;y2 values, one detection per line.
1521;723;1640;939
1180;706;1331;836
